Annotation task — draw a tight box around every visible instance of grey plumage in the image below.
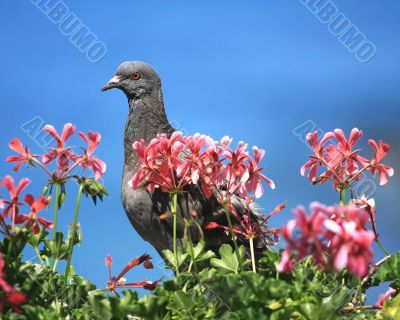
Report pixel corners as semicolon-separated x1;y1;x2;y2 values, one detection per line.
102;61;273;259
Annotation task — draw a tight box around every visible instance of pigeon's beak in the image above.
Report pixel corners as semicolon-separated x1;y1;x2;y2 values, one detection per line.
101;75;121;92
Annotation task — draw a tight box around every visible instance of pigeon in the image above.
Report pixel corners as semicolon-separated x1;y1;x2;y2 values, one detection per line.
101;61;273;260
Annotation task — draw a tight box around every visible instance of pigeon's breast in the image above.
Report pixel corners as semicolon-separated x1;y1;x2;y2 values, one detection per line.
121;174;174;250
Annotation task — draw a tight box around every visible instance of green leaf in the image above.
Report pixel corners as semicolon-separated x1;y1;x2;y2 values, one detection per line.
210;244;241;274
162;248;189;270
88;291;112;320
185;240;216;263
28;227;48;248
42;232;71;260
298;286;351;320
371;252;400;287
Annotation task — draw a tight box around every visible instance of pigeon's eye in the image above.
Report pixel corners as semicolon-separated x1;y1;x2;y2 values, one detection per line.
131;72;141;80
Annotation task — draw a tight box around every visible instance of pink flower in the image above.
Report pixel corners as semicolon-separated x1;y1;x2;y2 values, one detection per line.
199;137;226;197
77;131;107;180
42;123;76;172
376;287;397;307
14;194;52;234
277;249;293;273
280;204;329;266
301;128;394;189
357;139;394;185
131;133;203;193
130;133;275;200
105;254;161;293
129;139;159;191
301;131;335;182
5;291;26;314
324;218;374;277
243;147;275;198
6;138;39;172
278;203;374;278
333;128;363;175
0;253;26;313
177;133;207;185
130;135;185;192
0;253;14;293
157;131;186;169
221;140;249;194
0;175;30;232
206;201;285;242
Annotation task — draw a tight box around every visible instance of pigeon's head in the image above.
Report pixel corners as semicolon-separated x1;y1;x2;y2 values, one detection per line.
101;61;161;99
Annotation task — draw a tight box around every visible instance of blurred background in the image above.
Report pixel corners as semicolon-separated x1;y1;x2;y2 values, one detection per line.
0;0;399;302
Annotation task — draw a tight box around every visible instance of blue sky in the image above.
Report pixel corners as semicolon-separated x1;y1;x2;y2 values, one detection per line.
1;1;399;301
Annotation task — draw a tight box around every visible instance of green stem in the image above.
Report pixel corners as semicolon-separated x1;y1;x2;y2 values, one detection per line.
342;306;381;312
172;192;180;275
186;222;197;273
53;183;60;240
65;184;84;282
34;246;45;266
375;238;390;256
52;259;59;273
223;204;242;269
353;278;363;305
188;261;194;273
249;237;256;273
276;267;280;280
340;188;347;206
51;183;60;269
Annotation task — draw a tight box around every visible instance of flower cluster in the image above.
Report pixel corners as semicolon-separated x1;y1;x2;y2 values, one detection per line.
105;254;161;293
0;253;26;313
130;132;275;199
278;203;375;277
7;123;106;181
301;128;393;189
206;201;285;242
0;175;52;234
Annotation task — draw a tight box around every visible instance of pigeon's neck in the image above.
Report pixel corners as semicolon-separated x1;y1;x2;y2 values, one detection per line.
123;88;174;170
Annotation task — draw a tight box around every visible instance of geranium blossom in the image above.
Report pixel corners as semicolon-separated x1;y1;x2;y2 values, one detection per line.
221;140;250;195
324;217;374;277
130;133;275;200
129;134;187;192
0;175;30;232
6;138;39;172
206;201;285;242
278;203;329;271
105;254;161;293
300;131;335;182
6;123;107;184
243;147;275;198
77;131;107;180
278;203;374;277
277;249;293;273
14;194;52;234
333;128;363;175
42;123;76;172
0;253;26;313
357;139;394;186
301;128;393;189
177;133;208;185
